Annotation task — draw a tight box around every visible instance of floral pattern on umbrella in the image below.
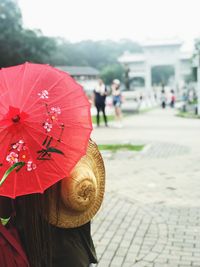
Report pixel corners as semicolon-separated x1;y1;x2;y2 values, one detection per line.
0;63;92;198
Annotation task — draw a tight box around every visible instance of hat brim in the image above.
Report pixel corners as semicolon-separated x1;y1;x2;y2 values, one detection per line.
48;140;105;228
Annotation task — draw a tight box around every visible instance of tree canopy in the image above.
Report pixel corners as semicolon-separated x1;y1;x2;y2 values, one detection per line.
0;0;196;87
0;0;141;76
0;0;56;67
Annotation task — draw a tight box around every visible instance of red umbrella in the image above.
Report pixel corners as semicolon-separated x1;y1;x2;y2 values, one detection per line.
0;63;92;198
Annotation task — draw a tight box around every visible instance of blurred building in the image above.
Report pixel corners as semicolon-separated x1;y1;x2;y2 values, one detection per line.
118;39;193;91
56;66;99;93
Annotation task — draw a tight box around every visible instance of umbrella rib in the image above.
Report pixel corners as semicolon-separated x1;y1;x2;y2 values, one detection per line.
20;66;48;110
13;171;17;199
45;84;84;106
50;86;88;106
30;96;90;116
0;129;10;141
1;69;12;105
0;91;10;111
28;89;78;115
29;103;90;120
20;131;43;192
24;123;88;159
25;130;68;185
24;122;91;144
19;62;28;104
33;169;43;193
25;76;66;113
23;122;45;136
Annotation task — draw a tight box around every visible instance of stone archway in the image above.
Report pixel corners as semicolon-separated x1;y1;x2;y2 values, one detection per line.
118;39;191;92
129;76;145;90
151;65;175;86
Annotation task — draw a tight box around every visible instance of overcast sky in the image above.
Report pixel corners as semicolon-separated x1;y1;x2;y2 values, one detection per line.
18;0;200;50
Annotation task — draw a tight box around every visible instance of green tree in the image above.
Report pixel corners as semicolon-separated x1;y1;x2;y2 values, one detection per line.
21;29;57;64
100;64;123;85
0;0;23;66
50;39;141;69
48;38;87;66
0;0;56;67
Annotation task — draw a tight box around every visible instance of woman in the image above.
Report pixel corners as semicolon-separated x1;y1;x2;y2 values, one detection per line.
93;79;108;127
161;89;167;109
0;63;105;267
111;79;122;127
0;140;105;267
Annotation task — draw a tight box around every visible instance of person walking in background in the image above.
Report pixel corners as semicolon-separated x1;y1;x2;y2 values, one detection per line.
170;89;176;108
161;89;167;109
93;79;108;127
111;79;122;127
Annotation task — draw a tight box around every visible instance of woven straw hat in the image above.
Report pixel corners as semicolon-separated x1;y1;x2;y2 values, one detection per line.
48;140;105;228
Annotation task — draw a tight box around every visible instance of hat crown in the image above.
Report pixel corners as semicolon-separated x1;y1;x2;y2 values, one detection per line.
61;161;97;212
49;140;105;228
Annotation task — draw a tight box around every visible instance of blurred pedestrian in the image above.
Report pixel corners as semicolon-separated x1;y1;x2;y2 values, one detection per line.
93;79;108;127
161;89;167;109
111;79;122;127
170;89;176;108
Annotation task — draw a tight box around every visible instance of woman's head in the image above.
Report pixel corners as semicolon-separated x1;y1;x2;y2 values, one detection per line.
113;79;120;89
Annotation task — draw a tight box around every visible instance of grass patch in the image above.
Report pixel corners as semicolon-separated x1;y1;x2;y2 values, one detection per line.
176;111;200;119
139;107;157;114
92;115;115;124
98;144;144;152
92;107;156;124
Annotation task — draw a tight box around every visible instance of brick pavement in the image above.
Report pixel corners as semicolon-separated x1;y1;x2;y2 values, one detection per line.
91;109;200;267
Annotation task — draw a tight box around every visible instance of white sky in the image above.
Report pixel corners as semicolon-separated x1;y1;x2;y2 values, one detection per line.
18;0;200;50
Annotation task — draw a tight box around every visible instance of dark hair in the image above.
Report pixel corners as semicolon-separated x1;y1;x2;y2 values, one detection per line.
14;182;61;267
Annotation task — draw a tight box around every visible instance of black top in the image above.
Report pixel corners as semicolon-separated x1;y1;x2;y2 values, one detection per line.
16;220;97;267
94;89;107;106
51;222;97;267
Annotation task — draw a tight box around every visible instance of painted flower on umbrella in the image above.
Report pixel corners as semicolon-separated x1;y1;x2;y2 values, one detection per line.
49;107;61;122
38;90;49;99
12;139;26;152
43;106;62;133
6;140;37;172
27;160;37;172
6;151;19;165
50;107;61;115
43;121;53;132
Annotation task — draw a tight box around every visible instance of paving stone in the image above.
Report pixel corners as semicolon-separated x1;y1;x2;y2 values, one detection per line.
92;109;200;267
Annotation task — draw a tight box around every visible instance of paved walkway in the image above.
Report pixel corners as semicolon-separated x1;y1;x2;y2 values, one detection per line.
91;108;200;267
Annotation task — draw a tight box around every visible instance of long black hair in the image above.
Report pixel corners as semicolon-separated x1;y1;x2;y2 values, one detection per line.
14;182;61;267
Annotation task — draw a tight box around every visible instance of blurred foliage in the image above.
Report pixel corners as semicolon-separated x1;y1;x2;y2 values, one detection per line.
50;39;141;84
0;0;56;67
0;0;23;66
194;38;200;51
1;0;197;89
100;64;124;85
0;0;141;85
50;39;141;70
191;67;197;82
192;38;200;82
